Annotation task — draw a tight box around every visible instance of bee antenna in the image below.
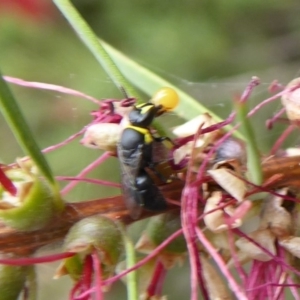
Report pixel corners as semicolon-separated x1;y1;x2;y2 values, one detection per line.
120;86;129;99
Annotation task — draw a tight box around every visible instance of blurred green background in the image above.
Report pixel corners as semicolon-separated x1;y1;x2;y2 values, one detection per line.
0;0;300;299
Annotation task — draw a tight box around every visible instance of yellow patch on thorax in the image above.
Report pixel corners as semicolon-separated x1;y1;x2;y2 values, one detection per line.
126;125;153;144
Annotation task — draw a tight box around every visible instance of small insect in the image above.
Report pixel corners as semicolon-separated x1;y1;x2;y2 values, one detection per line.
118;87;179;219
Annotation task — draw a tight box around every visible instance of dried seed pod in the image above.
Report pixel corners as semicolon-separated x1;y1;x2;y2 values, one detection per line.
226;250;252;268
136;212;186;269
235;229;276;262
260;188;295;237
278;236;300;259
204;191;243;233
200;255;232;300
173;143;194;165
281;78;300;124
172;113;221;164
204;231;231;261
173;113;218;138
204;191;228;232
207;168;247;202
81;123;122;152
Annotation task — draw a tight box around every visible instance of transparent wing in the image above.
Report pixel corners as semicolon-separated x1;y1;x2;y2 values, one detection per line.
117;143;143;219
152;140;170;164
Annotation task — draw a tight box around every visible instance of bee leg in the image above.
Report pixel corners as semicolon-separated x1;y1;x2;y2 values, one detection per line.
135;170;167;211
153;136;175;146
147;163;171;183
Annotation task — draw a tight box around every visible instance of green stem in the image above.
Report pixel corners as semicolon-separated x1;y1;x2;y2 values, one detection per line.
26;266;37;300
235;99;262;185
119;225;138;300
53;0;142;101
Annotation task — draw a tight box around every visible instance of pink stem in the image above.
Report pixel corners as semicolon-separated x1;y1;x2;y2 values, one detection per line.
147;259;166;297
226;226;247;283
265;107;286;129
0;167;17;196
248;82;300;118
286;277;300;300
181;187;208;300
56;176;120;188
0;252;74;265
42;128;86;154
92;251;103;300
195;227;247;300
61;152;110;195
79;255;93;300
240;77;260;103
4;76;101;105
235;230;300;277
103;229;183;286
270;124;296;155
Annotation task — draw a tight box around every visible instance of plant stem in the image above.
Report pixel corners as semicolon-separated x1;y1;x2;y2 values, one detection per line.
119;225;138;300
235;77;262;185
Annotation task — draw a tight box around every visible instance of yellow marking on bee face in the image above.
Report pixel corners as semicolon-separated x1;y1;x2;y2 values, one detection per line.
135;103;153;115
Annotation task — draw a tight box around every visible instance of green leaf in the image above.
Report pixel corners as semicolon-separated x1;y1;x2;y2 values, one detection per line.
0;70;63;209
102;42;244;140
102;42;218;121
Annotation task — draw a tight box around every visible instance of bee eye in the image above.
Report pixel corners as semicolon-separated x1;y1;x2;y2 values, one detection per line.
150;87;179;111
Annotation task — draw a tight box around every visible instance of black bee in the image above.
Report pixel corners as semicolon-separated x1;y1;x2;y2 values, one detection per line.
118;88;179;219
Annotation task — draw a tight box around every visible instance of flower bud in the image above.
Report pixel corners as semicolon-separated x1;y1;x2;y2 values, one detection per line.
62;215;124;278
136;212;186;268
259;188;295;237
81;123;122;152
235;229;276;262
173;113;218;140
281;78;300;124
208;162;247;203
279;236;300;259
204;191;243;233
0;164;57;231
172;113;221;165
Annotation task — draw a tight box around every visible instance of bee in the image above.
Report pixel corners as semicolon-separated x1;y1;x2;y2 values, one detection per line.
118;87;179;219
